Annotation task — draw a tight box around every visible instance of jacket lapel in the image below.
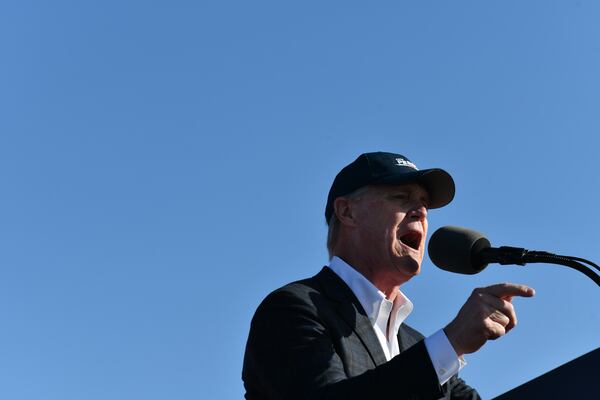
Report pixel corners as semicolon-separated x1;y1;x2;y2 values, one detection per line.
316;267;388;367
398;325;419;352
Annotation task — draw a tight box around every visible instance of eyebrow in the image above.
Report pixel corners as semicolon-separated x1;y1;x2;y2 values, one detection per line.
386;189;430;204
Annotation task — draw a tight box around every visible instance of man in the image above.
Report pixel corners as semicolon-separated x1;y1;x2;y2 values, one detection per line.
243;152;535;399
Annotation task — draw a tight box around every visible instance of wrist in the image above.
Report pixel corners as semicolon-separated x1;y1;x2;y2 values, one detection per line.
443;324;465;357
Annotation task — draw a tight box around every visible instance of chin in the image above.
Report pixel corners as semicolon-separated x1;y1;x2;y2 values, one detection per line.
392;256;422;280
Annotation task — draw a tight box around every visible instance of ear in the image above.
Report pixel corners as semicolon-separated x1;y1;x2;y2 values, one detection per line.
333;196;358;227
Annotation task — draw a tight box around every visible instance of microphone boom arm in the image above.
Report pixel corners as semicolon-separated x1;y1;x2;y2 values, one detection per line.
523;251;600;287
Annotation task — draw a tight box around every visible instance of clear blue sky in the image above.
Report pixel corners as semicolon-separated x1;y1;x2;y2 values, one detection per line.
1;1;599;399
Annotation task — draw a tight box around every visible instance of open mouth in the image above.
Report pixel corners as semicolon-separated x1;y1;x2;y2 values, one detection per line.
399;231;422;251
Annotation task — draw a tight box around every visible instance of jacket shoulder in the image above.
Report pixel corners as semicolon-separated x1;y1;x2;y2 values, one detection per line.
252;269;331;317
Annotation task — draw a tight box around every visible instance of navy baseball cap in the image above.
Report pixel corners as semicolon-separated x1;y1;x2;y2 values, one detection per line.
325;152;455;223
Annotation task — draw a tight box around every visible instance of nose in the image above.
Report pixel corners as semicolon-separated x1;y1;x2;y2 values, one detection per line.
409;202;428;221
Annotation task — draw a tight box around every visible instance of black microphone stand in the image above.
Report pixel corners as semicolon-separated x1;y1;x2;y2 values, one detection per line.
479;246;600;287
523;252;600;287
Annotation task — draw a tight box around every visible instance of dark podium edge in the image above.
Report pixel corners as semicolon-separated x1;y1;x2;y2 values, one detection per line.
493;347;599;399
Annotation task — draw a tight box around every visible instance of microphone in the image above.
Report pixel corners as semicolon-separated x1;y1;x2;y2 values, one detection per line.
428;226;528;274
427;226;600;287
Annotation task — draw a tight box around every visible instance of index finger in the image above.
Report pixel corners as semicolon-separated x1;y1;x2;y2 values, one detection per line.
480;283;536;298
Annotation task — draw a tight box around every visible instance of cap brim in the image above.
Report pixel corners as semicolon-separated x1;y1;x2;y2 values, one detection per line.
373;168;455;209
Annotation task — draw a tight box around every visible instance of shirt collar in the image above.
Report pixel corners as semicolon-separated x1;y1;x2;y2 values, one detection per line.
328;256;413;332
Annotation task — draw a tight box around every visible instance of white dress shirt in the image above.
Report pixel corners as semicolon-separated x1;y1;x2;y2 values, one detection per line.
328;256;463;385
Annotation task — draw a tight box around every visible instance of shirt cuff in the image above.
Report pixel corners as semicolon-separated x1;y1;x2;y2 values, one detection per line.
424;328;465;385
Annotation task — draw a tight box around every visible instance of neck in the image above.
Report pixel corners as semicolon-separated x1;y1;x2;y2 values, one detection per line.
332;252;401;301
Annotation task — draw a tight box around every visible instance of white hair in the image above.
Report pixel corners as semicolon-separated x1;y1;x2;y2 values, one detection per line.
326;186;371;259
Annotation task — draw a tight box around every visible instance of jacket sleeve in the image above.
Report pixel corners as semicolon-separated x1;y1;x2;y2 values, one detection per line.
447;375;481;400
242;287;454;400
400;325;480;400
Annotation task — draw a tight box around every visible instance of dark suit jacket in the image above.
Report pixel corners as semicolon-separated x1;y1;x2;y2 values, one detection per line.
243;266;480;400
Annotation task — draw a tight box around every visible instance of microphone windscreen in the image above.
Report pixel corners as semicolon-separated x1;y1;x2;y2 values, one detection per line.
428;226;491;274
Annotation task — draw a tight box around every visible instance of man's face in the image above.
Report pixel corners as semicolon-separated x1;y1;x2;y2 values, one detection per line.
350;183;430;285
